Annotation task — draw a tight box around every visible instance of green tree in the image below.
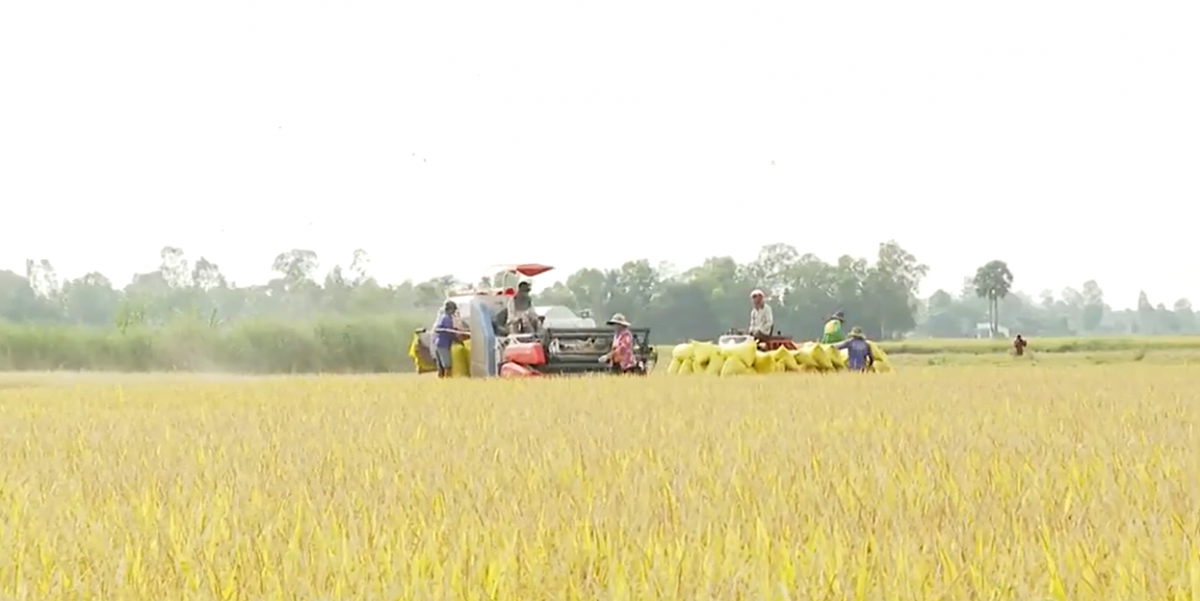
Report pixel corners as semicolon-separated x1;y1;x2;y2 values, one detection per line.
922;289;966;338
1174;299;1195;333
1136;291;1157;335
62;272;121;326
1080;280;1105;332
863;241;928;339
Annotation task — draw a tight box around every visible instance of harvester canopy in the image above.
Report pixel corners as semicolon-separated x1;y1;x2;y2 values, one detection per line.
486;263;555;278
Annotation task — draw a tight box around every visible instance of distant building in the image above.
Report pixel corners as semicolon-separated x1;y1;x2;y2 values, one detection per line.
974;322;1010;338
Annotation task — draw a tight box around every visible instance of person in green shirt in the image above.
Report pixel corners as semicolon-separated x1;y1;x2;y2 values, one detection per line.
821;311;845;343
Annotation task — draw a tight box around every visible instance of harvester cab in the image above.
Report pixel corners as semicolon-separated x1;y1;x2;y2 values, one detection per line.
442;263;556;329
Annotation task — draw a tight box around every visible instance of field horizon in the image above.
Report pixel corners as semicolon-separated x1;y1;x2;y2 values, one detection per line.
2;318;1199;375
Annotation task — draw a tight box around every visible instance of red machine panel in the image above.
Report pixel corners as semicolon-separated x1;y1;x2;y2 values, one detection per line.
502;342;547;366
499;362;540;377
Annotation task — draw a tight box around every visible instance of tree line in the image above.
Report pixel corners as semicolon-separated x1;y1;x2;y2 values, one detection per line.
0;243;1195;372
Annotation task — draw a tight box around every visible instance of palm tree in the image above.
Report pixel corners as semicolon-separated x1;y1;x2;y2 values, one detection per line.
972;260;1014;337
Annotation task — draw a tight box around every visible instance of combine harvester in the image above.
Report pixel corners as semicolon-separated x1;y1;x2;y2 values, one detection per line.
409;263;658;378
665;328;894;376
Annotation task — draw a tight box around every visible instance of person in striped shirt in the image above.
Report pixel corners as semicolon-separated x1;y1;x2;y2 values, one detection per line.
601;313;639;374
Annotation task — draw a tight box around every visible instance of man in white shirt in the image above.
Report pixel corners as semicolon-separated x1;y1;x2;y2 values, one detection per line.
748;289;774;341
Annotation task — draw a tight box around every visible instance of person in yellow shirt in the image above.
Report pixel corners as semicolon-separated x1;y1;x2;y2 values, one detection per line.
821;311;845;343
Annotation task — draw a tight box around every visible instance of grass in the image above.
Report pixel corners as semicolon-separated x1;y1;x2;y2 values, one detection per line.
1;368;1199;599
883;335;1200;354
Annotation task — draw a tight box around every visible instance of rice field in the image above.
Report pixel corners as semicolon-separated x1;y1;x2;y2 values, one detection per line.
1;367;1198;600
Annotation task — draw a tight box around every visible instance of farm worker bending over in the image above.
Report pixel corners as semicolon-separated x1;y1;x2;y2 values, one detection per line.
600;313;638;374
834;326;875;372
432;300;468;378
821;311;845;343
506;281;540;334
748;289;774;342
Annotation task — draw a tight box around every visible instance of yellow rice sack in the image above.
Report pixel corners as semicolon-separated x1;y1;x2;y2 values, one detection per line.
789;349;816;369
672;343;694;360
450;341;471;377
719;355;751;376
725;340;757;367
824;344;846;369
704;352;726;375
753;351;776;374
865;341;894;372
408;333;438;374
773;346;801;371
691;341;718;365
800;342;834;370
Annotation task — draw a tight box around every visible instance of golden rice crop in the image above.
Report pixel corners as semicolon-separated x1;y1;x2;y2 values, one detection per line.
1;367;1199;600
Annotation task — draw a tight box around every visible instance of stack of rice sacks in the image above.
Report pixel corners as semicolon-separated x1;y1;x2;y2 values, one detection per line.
665;339;893;375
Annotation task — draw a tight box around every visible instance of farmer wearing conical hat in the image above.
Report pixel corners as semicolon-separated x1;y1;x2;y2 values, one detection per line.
821;310;845;344
601;313;639;374
833;326;875;372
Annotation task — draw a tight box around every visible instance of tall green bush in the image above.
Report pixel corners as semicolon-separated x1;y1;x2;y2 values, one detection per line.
0;314;425;373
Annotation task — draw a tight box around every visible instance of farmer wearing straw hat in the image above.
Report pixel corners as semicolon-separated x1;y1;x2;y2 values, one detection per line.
600;313;639;374
748;289;774;343
833;326;875;372
821;310;846;344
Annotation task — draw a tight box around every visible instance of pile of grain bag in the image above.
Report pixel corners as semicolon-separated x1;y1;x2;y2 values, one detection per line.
665;338;893;375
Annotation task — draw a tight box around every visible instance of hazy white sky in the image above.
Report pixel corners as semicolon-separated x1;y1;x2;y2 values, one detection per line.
1;2;1196;309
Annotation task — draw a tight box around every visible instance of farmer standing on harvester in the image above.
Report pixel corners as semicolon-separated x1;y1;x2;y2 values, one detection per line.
748;289;774;343
821;311;845;343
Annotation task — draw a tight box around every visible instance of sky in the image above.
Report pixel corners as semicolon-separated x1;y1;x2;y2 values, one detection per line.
1;2;1196;309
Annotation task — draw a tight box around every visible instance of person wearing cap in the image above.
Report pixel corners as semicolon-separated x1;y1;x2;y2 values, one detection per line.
601;313;638;374
821;311;845;344
833;326;874;372
748;289;774;342
432;300;468;378
506;280;540;334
